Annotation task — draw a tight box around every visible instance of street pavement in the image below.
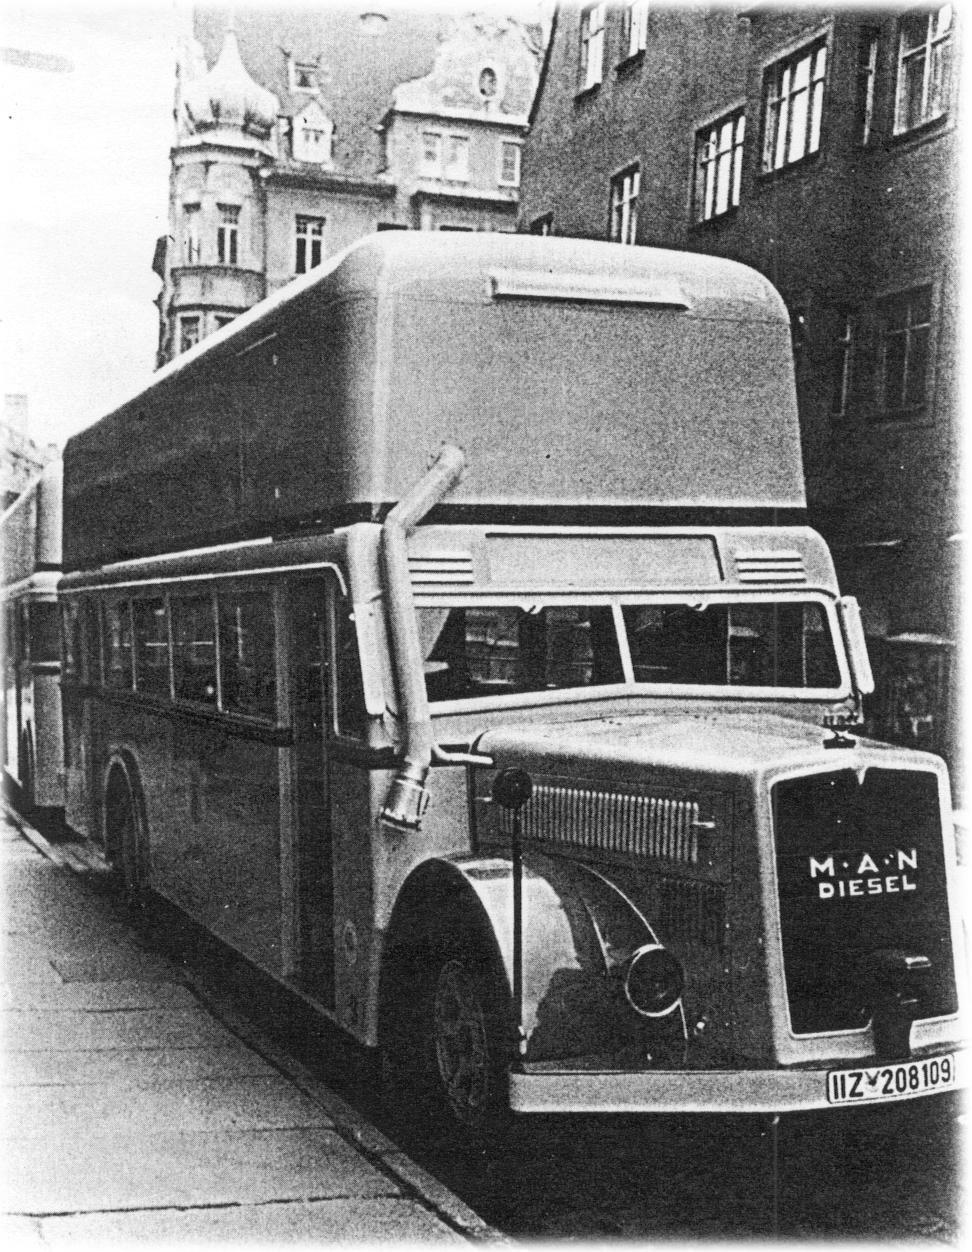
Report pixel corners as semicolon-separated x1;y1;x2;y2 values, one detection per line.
0;808;494;1246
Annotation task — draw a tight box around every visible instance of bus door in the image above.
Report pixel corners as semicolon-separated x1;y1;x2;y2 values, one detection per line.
290;579;334;1006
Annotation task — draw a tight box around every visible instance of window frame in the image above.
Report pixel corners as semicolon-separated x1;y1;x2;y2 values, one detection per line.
182;202;202;264
855;27;880;146
295;214;325;275
498;140;522;187
692;105;746;224
132;594;172;699
178;315;201;355
411;591;851;712
893;5;954;135
874;283;937;423
608;162;641;245
216;203;240;266
620;0;650;64
828;309;855;422
288;59;319;94
760;35;829;175
578;3;606;93
444;133;470;182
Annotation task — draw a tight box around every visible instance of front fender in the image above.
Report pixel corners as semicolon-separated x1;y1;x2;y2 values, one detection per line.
395;852;678;1063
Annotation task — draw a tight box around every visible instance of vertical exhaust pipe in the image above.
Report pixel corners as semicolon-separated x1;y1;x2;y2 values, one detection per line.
379;443;465;830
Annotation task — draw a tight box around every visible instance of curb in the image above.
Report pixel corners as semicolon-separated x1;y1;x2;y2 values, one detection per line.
4;804;508;1244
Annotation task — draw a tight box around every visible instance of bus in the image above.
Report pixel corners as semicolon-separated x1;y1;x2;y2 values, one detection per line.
2;460;64;815
58;233;966;1136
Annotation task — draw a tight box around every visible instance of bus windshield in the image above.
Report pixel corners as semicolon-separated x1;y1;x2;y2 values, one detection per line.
415;600;842;702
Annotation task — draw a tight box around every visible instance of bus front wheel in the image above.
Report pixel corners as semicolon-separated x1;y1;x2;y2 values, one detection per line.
382;921;512;1147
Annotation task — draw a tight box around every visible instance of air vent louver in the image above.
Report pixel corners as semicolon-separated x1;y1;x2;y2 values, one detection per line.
735;551;807;585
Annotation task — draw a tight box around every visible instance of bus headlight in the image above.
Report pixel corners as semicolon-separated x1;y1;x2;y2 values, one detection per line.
623;944;684;1018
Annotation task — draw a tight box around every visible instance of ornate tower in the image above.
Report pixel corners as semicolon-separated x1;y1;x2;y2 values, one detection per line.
155;28;279;364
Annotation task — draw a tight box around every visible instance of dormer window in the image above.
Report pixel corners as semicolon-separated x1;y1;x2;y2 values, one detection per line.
288;58;319;93
292;100;334;164
479;66;498;99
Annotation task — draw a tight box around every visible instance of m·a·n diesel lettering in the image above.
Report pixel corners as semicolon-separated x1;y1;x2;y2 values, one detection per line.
809;848;918;900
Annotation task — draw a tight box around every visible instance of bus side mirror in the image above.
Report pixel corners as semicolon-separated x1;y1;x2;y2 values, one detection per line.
838;596;874;696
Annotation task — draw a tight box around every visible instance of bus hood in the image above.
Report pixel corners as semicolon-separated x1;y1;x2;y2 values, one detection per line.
476;709;929;783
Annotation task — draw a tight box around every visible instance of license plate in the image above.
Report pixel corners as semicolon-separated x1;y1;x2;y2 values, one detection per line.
827;1053;958;1105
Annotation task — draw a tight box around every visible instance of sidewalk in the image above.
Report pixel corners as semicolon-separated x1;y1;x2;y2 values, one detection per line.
1;809;495;1245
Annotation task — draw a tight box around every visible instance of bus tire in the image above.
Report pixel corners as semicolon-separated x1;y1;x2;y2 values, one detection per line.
103;762;147;907
383;917;512;1148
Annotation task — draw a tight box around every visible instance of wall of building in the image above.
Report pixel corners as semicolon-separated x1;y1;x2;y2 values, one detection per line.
520;3;961;787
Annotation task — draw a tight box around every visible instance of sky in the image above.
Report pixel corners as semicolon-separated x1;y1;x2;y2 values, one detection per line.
0;0;548;453
2;2;188;450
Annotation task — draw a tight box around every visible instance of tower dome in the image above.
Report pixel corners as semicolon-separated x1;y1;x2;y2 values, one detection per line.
182;29;279;140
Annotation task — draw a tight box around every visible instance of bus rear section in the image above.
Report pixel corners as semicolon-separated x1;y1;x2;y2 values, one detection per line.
58;233;966;1137
1;461;63;813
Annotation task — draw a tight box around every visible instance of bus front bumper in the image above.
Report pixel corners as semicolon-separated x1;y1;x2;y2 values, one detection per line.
509;1050;967;1115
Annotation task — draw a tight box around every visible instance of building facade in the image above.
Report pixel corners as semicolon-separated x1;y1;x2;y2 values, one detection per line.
520;3;961;788
153;5;540;364
1;396;58;511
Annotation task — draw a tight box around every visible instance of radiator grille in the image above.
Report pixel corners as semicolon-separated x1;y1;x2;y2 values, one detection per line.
500;783;702;866
773;768;957;1034
735;551;807;585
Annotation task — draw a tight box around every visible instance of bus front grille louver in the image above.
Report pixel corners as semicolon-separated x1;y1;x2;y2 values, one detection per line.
735;551;807;585
501;783;702;865
408;553;475;586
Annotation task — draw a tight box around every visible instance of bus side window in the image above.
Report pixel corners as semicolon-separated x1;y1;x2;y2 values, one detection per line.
61;602;79;680
334;594;366;739
171;593;217;705
29;602;59;665
103;600;134;690
218;589;276;721
83;601;102;686
18;603;30;667
133;597;170;697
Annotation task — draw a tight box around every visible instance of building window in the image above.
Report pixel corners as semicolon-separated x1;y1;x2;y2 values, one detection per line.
445;134;469;181
479;66;498;99
217;204;239;265
182;203;201;264
419;131;468;181
761;39;827;173
829;312;854;419
295;215;324;274
289;60;318;92
179;315;201;355
420;131;443;177
578;3;606;92
214;315;235;330
693;108;745;222
530;213;553;236
894;5;953;134
856;28;879;144
609;164;640;245
878;286;933;417
621;0;650;61
499;141;521;187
